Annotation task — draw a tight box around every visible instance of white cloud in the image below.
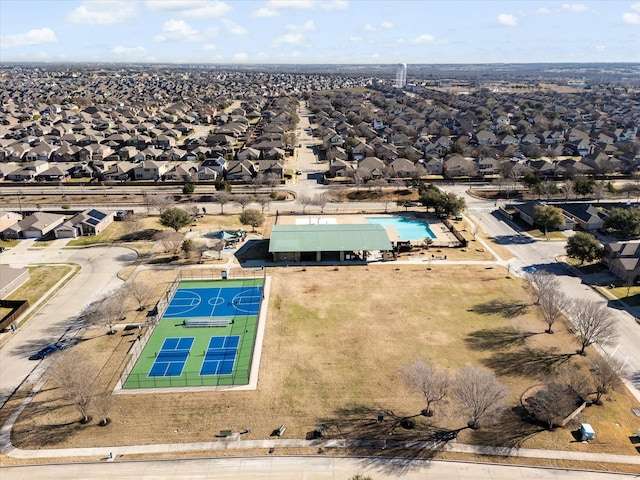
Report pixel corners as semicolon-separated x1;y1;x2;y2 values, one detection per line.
632;2;640;12
497;13;518;26
153;19;203;42
264;0;347;11
252;7;278;17
222;19;248;35
233;52;248;62
562;3;588;13
349;35;363;42
1;27;58;49
537;7;550;14
363;24;375;32
622;12;640;24
202;43;216;51
286;20;316;33
67;1;136;26
595;45;606;52
409;34;436;45
271;33;304;46
380;21;394;29
112;45;147;56
145;0;231;18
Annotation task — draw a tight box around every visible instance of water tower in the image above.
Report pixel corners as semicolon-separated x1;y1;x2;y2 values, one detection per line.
395;63;407;88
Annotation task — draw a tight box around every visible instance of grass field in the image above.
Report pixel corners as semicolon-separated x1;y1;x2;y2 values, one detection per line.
7;265;640;460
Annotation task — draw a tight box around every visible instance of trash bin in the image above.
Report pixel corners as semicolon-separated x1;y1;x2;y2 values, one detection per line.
221;270;227;280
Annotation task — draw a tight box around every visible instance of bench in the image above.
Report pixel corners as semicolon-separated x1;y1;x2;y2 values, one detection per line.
219;429;232;437
276;424;286;436
183;318;233;328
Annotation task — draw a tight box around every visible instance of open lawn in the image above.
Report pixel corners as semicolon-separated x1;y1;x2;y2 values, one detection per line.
7;266;74;311
8;265;640;459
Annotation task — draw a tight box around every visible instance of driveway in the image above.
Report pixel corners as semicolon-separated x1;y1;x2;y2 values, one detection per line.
0;243;138;406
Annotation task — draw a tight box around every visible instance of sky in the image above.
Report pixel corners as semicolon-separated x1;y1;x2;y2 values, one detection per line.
1;0;639;64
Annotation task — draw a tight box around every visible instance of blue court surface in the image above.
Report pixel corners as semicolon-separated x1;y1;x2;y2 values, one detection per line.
163;286;262;319
148;337;194;377
200;335;239;376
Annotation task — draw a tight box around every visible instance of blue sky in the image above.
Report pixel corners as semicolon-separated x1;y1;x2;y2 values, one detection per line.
1;0;639;64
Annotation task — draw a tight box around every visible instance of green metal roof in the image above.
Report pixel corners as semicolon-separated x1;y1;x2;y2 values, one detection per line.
269;224;392;253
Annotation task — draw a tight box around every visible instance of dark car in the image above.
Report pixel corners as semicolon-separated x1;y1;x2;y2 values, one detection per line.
29;344;63;360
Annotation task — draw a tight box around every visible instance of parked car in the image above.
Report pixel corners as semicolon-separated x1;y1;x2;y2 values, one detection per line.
29;344;64;360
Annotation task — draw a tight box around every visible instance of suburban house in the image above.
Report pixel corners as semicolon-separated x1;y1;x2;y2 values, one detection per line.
603;241;640;282
0;211;22;233
0;264;30;299
2;212;65;239
557;203;606;231
133;161;170;181
54;208;114;238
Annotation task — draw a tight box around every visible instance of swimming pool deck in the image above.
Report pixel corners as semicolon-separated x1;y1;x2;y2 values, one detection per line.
274;213;458;246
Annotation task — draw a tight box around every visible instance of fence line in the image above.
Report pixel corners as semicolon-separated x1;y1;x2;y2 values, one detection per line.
178;268;265;282
118;326;153;388
118;271;266;390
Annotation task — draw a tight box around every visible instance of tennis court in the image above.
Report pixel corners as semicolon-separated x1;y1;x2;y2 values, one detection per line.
122;278;265;389
149;337;194;377
200;335;239;375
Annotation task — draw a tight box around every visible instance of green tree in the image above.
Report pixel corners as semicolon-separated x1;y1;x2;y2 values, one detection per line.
182;182;195;195
573;177;595;197
239;208;265;232
521;171;542;191
533;205;564;235
159;208;192;232
603;207;640;237
182;238;194;258
566;231;603;264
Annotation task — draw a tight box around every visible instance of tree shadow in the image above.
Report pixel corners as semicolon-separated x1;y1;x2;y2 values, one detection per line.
466;327;540;351
469;406;545;449
119;228;160;241
470;299;529;318
318;404;464;475
482;347;575;377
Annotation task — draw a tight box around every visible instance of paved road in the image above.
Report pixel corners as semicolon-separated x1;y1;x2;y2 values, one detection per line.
0;240;137;406
1;456;635;480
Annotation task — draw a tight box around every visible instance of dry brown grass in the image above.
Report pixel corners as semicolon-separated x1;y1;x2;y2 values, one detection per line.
8;265;640;459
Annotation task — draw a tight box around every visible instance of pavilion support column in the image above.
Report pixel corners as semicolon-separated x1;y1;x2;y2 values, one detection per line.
316;251;321;261
340;251;345;261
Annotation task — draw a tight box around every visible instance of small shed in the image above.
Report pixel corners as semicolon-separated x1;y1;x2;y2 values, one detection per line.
580;423;595;441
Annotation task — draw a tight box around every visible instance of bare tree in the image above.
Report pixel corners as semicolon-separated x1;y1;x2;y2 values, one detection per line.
525;270;558;305
571;300;617;355
400;359;449;416
124;212;145;239
453;366;508;429
144;193;174;214
314;193;328;213
255;194;270;213
297;194;313;214
154;230;184;255
211;239;226;259
51;350;98;423
79;289;127;334
538;286;567;334
235;194;252;213
93;388;115;426
590;355;626;405
128;280;152;311
213;191;232;215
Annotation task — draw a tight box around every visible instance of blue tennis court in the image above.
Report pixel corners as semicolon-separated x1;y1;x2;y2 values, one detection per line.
148;337;194;377
200;335;239;376
163;286;262;319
